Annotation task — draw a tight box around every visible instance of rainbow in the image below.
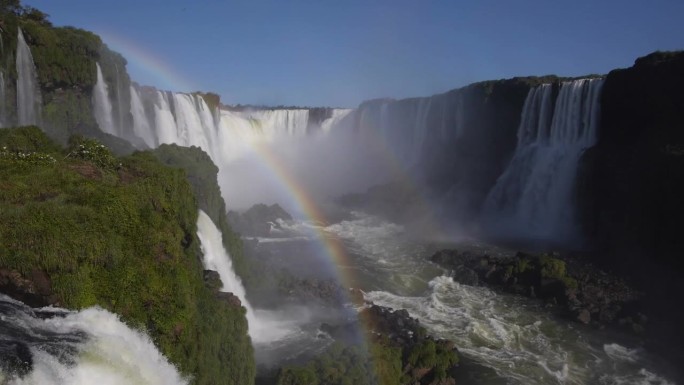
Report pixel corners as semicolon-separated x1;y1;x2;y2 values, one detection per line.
97;33;448;354
248;140;361;290
97;32;365;287
99;31;198;93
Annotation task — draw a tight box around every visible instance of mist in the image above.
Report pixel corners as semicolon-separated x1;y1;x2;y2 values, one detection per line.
216;108;401;215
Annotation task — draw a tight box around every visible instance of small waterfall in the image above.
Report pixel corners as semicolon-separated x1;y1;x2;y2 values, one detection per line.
0;71;6;127
0;295;187;385
129;85;156;147
114;65;126;131
16;28;42;126
482;78;604;242
412;98;432;164
197;210;290;343
92;63;116;135
320;109;352;132
154;90;179;145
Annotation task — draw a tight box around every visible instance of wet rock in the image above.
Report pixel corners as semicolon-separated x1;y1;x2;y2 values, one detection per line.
577;309;591;324
451;265;479;286
203;270;222;293
430;249;645;332
348;288;366;306
0;341;33;378
227;203;293;237
0;268;58;307
215;291;242;308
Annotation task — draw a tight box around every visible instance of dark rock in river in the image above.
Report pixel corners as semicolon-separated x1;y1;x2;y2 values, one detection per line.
227;203;293;237
0;268;59;307
430;249;645;332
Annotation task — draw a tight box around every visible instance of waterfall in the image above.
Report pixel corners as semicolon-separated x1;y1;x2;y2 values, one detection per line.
92;63;116;135
482;78;604;242
130;85;156;147
0;295;187;385
320;109;352;132
196;210;290;343
0;71;6;127
154;91;179;145
114;64;126;131
412;98;432;164
16;28;42;126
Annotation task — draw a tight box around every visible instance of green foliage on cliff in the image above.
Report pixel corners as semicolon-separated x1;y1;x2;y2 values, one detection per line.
276;342;402;385
19;21;100;90
406;339;459;380
152;144;253;287
275;334;459;385
0;127;255;385
0;2;130;145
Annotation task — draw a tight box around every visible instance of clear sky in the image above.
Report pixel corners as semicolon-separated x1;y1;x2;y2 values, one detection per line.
24;0;684;107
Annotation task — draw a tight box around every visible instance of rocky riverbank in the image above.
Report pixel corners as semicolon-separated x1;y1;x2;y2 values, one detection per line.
430;249;646;332
264;299;461;385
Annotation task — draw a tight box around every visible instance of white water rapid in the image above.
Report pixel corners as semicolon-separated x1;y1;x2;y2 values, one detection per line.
0;295;187;385
92;62;117;136
15;28;42;126
482;78;604;243
258;211;676;385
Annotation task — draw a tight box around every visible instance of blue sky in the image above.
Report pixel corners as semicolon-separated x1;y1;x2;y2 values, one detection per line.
24;0;684;107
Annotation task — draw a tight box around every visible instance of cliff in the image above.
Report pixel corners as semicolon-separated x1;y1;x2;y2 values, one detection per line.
0;127;255;384
1;3;135;152
590;51;684;272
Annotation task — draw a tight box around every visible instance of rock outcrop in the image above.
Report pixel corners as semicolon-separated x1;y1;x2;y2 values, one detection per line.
227;203;293;237
431;249;646;331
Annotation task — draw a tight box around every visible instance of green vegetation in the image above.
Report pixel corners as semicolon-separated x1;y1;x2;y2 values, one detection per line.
406;339;459;380
539;253;567;280
0;127;255;385
0;1;130;145
276;342;402;385
275;315;458;385
152;144;253;286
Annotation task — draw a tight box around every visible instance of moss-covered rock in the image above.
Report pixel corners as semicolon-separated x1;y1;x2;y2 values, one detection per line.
271;304;459;385
430;249;643;329
0;127;255;385
151;144;253;288
0;4;133;147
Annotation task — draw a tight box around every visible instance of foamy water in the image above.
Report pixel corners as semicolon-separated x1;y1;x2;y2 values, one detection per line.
0;295;187;385
282;212;678;385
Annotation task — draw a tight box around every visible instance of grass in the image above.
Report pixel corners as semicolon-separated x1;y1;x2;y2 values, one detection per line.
0;126;255;384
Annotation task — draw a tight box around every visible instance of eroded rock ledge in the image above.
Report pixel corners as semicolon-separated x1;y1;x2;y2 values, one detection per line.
430;249;646;332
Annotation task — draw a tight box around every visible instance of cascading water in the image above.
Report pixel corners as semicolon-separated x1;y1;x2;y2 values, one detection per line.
153;90;178;145
16;28;42;126
0;71;6;127
412;98;432;164
320;109;352;132
129;85;156;147
92;63;117;135
196;210;292;343
481;78;604;243
114;64;126;132
0;295;187;385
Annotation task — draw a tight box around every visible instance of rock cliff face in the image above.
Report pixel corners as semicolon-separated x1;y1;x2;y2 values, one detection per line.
0;5;135;153
582;52;684;354
0;127;255;384
587;52;684;273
